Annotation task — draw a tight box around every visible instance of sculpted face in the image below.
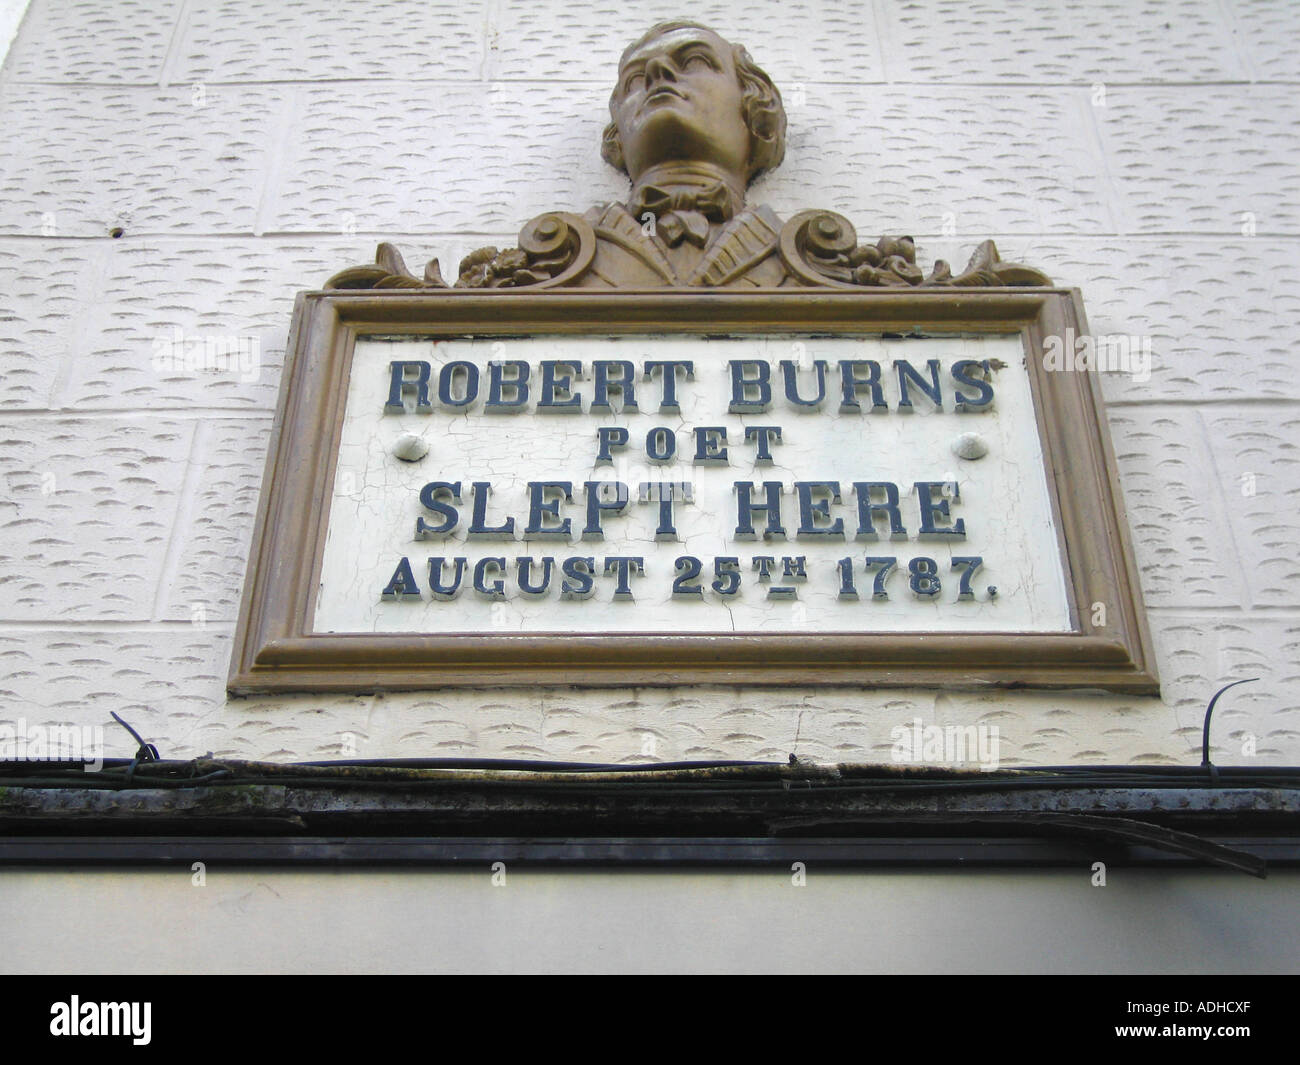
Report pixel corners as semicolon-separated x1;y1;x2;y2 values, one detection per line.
610;26;751;181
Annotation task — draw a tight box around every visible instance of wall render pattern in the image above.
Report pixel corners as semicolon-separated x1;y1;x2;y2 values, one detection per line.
0;0;1296;768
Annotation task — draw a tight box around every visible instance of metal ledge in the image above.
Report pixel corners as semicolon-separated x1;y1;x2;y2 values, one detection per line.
3;761;1297;874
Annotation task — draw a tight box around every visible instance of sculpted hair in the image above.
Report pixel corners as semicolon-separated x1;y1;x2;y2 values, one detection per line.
602;21;787;182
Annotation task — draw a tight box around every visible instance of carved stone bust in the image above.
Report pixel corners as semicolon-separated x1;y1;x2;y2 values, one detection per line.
328;21;1048;291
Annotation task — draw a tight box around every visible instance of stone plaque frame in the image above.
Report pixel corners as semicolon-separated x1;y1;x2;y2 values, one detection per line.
228;287;1158;695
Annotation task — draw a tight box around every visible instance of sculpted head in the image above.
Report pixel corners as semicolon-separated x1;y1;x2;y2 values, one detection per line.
602;21;786;187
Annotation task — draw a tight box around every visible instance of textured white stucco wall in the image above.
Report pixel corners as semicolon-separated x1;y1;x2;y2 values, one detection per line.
0;0;1297;771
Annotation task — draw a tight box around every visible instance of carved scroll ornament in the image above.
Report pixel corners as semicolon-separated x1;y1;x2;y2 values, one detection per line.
326;209;1049;292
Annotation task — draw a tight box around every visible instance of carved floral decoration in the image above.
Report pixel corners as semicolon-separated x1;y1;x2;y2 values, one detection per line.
779;210;1051;288
325;208;1050;291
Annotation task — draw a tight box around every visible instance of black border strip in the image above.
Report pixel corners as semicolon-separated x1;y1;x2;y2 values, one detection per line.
3;836;1298;867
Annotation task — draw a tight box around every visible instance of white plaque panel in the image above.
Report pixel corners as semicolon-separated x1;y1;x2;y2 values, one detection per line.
313;334;1071;635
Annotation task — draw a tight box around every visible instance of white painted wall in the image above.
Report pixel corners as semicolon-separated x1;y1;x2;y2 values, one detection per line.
1;0;1294;769
4;866;1298;974
0;0;1297;972
0;0;29;64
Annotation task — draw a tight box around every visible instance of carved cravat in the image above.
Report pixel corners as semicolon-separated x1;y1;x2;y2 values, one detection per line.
629;181;737;247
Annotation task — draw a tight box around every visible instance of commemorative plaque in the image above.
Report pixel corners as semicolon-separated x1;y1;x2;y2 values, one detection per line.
229;21;1157;693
